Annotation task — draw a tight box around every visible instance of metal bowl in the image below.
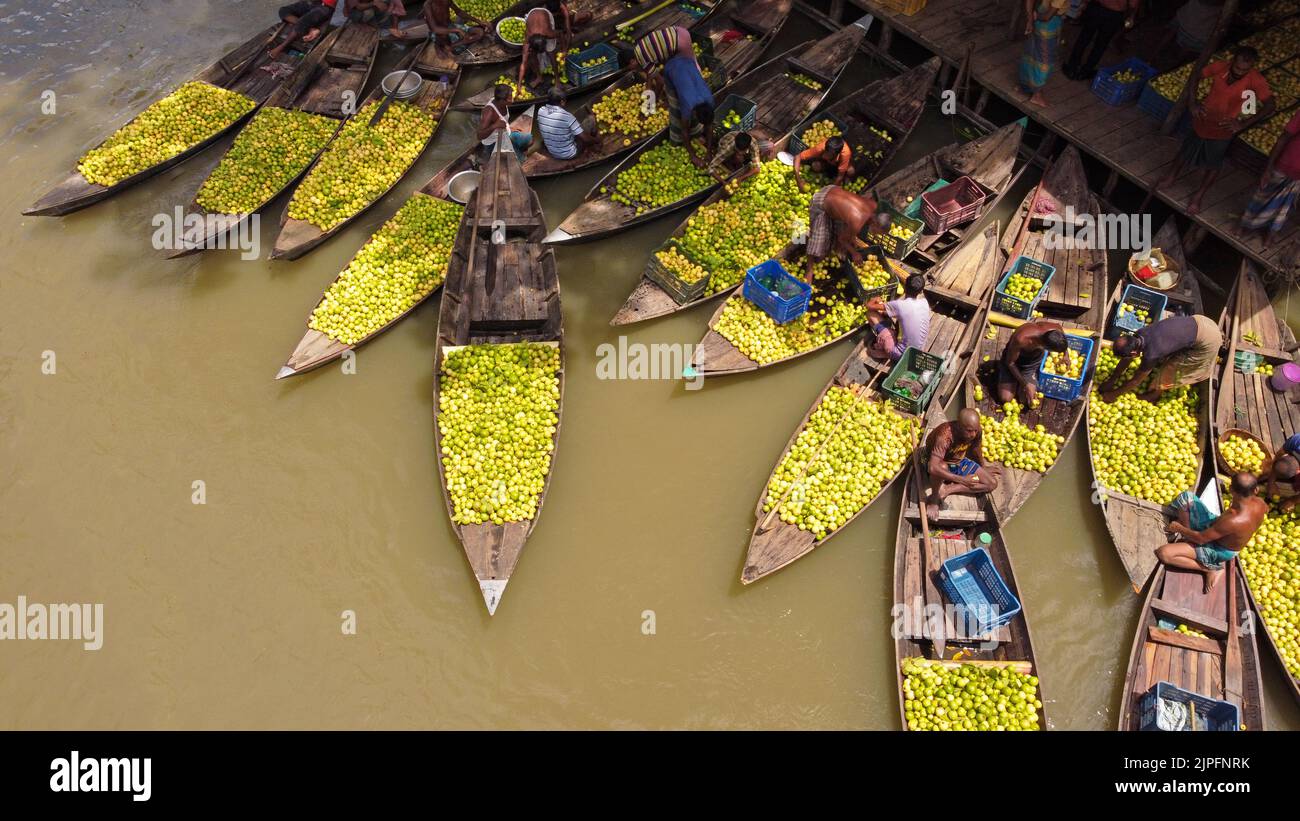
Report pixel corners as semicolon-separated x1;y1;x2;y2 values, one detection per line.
447;170;482;204
496;17;526;47
381;70;424;99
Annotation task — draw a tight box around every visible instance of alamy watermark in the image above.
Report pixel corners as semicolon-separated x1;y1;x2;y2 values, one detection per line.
1043;206;1152;252
0;596;103;650
596;336;703;390
151;207;260;260
891;597;1004;650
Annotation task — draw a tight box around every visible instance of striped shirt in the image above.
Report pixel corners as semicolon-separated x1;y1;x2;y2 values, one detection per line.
634;27;679;68
538;104;583;160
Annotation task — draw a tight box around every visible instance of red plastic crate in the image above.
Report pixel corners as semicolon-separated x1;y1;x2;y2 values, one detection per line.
921;176;988;234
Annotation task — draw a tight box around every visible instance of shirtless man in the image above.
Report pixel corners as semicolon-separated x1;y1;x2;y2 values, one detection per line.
996;320;1069;405
1263;451;1300;512
803;185;891;284
519;4;562;88
422;0;488;56
925;409;1001;518
1158;472;1268;592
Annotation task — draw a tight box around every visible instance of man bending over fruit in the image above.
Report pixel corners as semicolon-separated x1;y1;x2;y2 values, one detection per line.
1158;472;1267;593
925;409;1001;519
794;135;853;192
804;185;891;285
1263;441;1300;513
422;0;488;56
1098;313;1222;403
997;320;1068;406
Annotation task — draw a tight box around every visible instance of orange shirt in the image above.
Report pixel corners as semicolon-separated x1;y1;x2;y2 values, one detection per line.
1194;61;1273;140
797;139;851;176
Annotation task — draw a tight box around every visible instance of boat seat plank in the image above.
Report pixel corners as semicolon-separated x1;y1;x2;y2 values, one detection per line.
331;25;380;64
1148;625;1224;655
298;65;368;117
1151;597;1229;638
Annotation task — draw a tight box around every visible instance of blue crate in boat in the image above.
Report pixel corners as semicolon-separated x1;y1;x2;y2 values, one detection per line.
742;259;810;324
1137;682;1240;731
937;547;1021;635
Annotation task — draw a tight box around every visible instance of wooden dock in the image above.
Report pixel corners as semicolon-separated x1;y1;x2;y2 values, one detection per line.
801;0;1299;279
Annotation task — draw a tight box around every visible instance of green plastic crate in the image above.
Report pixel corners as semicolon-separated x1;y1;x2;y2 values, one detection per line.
882;347;946;415
868;203;924;260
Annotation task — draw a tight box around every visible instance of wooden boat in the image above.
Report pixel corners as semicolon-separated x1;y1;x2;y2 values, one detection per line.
1118;543;1265;730
962;148;1118;524
692;111;1024;379
1085;231;1211;592
25;23;300;216
432;135;563;615
276;108;535;379
454;0;722;112
1210;261;1300;705
740;222;1002;585
520;0;793;179
544;14;874;245
269;41;463;260
447;0;644;66
893;422;1048;731
612;109;1019;330
168;27;380;257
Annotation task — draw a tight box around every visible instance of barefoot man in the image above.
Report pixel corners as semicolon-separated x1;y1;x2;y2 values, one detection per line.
269;0;336;58
1151;45;1274;215
804;185;891;284
1158;472;1267;593
422;0;488;57
925;408;1001;518
997;320;1069;406
1098;313;1222;403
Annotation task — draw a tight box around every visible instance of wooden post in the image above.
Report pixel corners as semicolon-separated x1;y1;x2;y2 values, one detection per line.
829;0;845;22
1102;168;1119;199
879;21;894;53
1160;0;1238;136
973;85;991;115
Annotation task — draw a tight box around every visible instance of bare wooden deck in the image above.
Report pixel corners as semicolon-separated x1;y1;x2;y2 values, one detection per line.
811;0;1299;276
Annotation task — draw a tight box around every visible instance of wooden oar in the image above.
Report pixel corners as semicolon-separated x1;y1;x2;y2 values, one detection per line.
1225;559;1243;706
226;22;290;87
910;421;945;657
615;0;679;30
280;27;342;105
369;35;432;126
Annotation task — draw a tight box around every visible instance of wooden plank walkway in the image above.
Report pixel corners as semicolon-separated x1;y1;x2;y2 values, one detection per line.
827;0;1299;277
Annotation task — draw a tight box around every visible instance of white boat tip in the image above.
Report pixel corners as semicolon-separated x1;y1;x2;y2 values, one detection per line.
543;227;573;244
480;579;508;615
275;365;296;380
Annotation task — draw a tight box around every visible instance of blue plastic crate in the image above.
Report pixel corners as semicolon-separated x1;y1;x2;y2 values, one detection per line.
1109;283;1167;339
937;547;1022;635
570;43;619;87
992;256;1055;319
1137;82;1175;120
743;259;810;324
1037;333;1095;402
1137;682;1240;731
1092;57;1157;106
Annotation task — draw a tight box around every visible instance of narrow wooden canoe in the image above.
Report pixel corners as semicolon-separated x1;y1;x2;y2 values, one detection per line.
740;222;1002;585
269;42;463;260
25;23;297;216
1118;559;1265;730
893;422;1048;731
454;0;724;112
1086;255;1211;592
168;26;380;257
961;152;1120;524
613;114;1021;329
692;112;1022;379
1210;261;1300;705
275;108;535;379
446;0;652;67
521;0;793;179
432;138;563;615
545;15;874;246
